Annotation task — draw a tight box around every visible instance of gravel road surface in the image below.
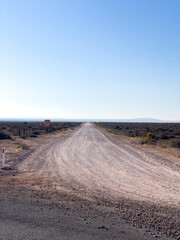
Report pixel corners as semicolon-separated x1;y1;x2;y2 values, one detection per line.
19;122;180;206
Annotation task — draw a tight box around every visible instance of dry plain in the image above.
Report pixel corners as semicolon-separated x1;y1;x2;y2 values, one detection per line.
0;122;180;240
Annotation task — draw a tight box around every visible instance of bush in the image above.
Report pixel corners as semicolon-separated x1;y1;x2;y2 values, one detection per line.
30;134;38;138
20;135;27;139
17;143;29;150
158;134;169;140
0;132;11;140
126;132;136;137
141;132;157;145
169;140;180;148
141;138;157;145
145;132;158;140
21;144;29;150
146;132;152;139
32;131;40;135
161;145;167;148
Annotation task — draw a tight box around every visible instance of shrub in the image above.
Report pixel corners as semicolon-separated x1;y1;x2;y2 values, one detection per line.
161;145;167;148
20;135;27;139
21;144;29;150
140;137;157;145
126;132;136;137
30;134;37;138
146;132;152;139
33;131;40;135
169;140;180;148
17;143;29;150
158;134;169;140
0;132;11;140
146;132;158;140
142;131;157;144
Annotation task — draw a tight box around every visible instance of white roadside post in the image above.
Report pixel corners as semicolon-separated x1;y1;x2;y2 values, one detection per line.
2;147;5;169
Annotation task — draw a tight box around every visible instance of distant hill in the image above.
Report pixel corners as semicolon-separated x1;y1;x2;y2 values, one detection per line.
101;118;164;123
92;118;180;123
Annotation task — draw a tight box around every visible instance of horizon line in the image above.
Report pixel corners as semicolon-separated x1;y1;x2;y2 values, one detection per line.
0;117;180;123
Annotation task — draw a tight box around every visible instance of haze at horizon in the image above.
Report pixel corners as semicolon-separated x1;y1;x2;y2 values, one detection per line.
0;0;180;121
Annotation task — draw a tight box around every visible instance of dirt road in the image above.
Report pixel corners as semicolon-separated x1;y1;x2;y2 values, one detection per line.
19;122;180;206
0;123;180;239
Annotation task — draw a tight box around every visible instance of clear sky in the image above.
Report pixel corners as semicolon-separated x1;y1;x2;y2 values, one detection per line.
0;0;180;120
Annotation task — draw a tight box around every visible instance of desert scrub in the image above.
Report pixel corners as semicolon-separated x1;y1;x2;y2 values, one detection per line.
140;132;157;145
157;133;169;140
17;143;29;150
30;134;38;138
126;132;136;137
146;132;152;139
20;134;27;139
32;131;40;135
169;139;180;148
140;138;157;145
0;122;82;138
0;132;11;140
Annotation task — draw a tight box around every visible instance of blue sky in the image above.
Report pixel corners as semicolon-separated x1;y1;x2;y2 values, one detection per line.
0;0;180;120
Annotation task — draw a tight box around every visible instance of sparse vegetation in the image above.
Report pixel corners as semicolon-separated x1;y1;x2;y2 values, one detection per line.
30;134;38;138
0;121;82;140
169;139;180;148
95;122;180;149
0;131;11;140
18;143;29;150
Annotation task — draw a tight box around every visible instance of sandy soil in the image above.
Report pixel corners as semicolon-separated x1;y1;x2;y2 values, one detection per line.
0;123;179;239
